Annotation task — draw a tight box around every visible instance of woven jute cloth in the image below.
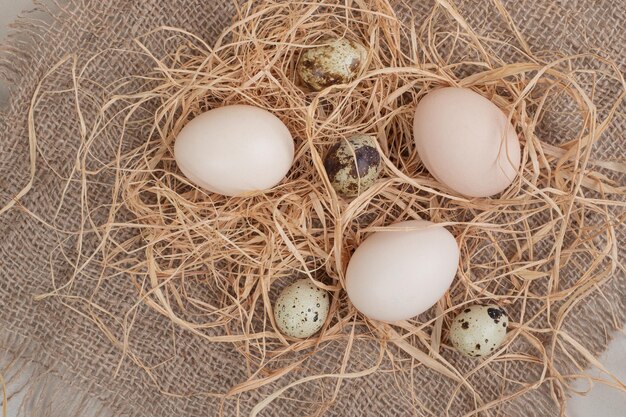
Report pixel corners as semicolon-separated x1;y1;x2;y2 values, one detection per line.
0;1;624;416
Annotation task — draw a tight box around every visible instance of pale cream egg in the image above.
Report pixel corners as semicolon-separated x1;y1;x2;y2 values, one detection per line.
174;105;294;196
345;220;459;322
413;87;521;198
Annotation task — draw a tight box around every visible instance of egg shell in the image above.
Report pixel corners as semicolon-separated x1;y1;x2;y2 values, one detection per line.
345;220;459;322
274;279;330;338
324;135;382;197
297;38;367;91
413;87;521;197
449;304;509;357
174;105;294;196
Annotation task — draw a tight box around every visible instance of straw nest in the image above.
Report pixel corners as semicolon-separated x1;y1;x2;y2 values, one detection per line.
17;0;625;414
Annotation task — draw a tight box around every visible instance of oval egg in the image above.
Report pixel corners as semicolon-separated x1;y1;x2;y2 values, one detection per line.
345;220;459;322
413;87;521;197
324;134;382;197
297;38;367;91
449;304;509;357
174;105;294;196
274;278;330;338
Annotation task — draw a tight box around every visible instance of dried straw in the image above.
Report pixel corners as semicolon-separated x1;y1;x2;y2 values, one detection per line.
11;0;625;414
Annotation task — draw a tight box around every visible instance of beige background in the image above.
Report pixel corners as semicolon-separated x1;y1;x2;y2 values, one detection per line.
0;1;623;416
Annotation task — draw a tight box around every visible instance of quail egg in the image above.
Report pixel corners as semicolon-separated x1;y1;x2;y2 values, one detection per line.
297;38;367;91
323;134;382;197
449;304;509;357
274;279;330;338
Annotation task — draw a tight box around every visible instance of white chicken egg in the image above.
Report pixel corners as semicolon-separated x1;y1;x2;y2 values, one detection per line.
413;87;521;197
174;105;294;196
274;279;330;338
345;220;459;322
449;304;509;357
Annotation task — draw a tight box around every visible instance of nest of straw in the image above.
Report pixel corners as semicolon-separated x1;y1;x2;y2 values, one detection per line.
24;0;624;414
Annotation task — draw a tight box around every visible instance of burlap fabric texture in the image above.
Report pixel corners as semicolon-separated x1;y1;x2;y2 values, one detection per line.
0;0;624;416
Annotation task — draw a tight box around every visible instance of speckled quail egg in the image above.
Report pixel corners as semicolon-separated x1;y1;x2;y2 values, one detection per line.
449;304;509;357
323;135;382;197
296;38;367;91
274;279;330;338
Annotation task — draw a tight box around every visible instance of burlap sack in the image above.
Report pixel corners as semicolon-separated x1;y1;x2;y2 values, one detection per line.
0;0;623;416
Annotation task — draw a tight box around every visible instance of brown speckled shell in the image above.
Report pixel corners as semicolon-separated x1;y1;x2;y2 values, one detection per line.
296;38;367;91
274;279;330;339
324;135;382;197
449;304;509;357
